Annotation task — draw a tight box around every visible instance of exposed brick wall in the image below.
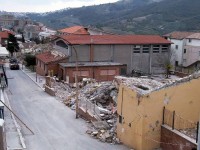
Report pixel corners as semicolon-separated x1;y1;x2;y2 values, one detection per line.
161;126;197;150
60;65;127;83
36;58;68;76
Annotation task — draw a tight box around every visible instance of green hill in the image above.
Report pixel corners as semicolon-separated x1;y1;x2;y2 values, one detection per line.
26;0;200;34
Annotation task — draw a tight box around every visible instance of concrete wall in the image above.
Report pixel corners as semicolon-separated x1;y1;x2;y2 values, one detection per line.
69;45;90;62
54;40;171;75
183;46;200;67
117;78;200;150
93;45;113;61
113;45;132;74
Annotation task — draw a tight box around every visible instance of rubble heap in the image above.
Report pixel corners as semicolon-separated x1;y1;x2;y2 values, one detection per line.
54;82;73;102
50;78;120;144
115;76;165;95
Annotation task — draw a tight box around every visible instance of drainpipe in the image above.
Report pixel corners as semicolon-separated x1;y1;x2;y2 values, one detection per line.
149;45;153;75
90;38;94;62
90;44;94;62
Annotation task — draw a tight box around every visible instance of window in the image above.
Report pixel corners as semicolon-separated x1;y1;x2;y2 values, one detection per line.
189;39;192;43
73;70;89;77
142;45;150;53
162;45;168;53
133;45;141;53
119;115;122;124
120;68;127;75
175;45;178;49
175;61;179;66
100;69;116;76
153;45;160;53
184;49;186;53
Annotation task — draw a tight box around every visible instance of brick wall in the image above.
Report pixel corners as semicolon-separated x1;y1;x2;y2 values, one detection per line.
161;126;197;150
36;58;68;76
61;65;126;83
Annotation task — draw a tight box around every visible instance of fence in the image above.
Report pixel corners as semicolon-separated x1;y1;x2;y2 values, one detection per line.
163;107;199;143
79;98;101;120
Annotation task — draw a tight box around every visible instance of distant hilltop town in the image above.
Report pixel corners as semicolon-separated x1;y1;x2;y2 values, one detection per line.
0;14;56;41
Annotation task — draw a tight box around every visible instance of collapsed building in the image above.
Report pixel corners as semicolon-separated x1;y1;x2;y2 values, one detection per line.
116;73;200;150
43;70;200;148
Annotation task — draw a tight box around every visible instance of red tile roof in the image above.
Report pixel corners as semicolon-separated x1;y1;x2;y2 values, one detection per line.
58;26;89;35
57;35;171;45
36;51;67;64
186;33;200;39
0;32;9;39
163;31;195;40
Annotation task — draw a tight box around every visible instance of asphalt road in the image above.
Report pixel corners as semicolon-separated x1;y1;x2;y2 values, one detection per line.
5;69;129;150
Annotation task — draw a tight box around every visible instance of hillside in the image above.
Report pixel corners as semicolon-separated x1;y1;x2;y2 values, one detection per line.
17;0;200;34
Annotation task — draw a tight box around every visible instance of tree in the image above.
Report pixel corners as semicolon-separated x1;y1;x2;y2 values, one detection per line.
7;34;19;56
24;54;36;67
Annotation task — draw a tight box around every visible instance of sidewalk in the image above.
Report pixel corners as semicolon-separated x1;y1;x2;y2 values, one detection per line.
3;90;26;150
20;65;46;90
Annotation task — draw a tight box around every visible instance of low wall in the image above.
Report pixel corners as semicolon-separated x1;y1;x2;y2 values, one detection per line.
78;107;98;121
161;125;197;150
44;85;55;96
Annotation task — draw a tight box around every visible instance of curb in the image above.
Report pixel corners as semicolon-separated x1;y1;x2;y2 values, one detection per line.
2;90;26;149
20;68;45;91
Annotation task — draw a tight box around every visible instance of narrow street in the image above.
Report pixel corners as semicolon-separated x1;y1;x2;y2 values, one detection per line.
5;68;129;150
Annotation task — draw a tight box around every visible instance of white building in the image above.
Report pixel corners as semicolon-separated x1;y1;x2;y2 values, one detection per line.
164;32;200;74
164;31;194;68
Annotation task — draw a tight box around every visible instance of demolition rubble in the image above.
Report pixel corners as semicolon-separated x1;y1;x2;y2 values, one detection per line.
47;77;120;143
46;73;199;144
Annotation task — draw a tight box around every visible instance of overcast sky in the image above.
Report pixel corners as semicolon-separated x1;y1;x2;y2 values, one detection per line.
0;0;119;13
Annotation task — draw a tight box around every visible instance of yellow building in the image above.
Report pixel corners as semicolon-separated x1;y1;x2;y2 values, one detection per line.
116;75;200;150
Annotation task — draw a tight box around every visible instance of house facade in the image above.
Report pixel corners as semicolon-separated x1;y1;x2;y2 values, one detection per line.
116;75;200;150
164;31;195;68
0;31;10;47
0;14;15;28
24;24;42;40
52;35;171;75
182;33;200;73
36;51;68;76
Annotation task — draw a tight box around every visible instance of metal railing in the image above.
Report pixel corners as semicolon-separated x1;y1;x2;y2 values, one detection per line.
163;107;199;143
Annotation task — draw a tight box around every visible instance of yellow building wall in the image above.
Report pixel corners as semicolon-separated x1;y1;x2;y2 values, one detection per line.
117;78;200;150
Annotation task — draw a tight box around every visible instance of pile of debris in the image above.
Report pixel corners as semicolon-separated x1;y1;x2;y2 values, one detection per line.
53;81;73;102
86;120;120;144
179;128;197;140
50;78;121;144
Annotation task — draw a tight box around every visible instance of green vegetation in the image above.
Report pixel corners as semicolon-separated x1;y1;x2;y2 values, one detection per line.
24;54;36;69
27;0;200;35
7;34;19;56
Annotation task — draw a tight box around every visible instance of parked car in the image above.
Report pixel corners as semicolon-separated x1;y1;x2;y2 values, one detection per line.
9;58;20;70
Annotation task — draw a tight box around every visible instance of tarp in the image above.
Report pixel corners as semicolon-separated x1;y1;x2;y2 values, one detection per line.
0;47;9;57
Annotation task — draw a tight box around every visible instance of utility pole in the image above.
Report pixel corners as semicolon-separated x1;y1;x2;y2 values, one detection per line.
198;116;200;150
72;46;79;119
